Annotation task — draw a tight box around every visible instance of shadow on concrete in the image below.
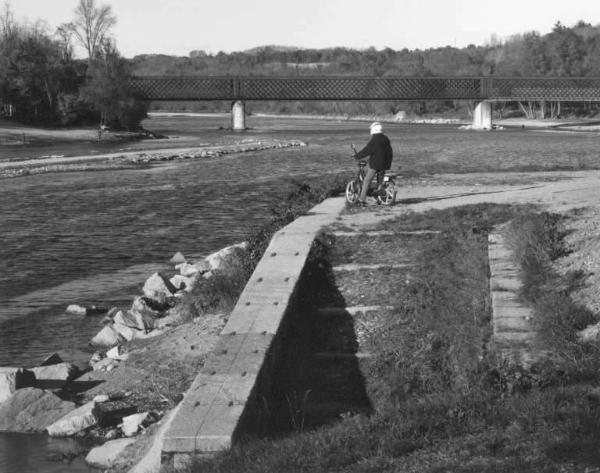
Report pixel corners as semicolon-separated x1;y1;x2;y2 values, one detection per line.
236;241;372;440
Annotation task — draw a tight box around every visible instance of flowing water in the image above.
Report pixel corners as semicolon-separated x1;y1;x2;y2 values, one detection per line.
1;114;600;472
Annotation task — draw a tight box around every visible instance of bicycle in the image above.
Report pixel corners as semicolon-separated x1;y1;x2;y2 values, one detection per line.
345;144;396;205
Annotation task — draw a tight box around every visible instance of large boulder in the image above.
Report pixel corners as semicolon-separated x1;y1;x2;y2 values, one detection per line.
142;273;176;305
90;325;124;348
122;412;150;437
0;367;35;403
39;353;63;366
169;251;187;264
31;362;80;390
85;437;137;469
112;321;142;342
170;274;196;292
114;309;153;332
46;400;97;436
0;387;76;432
205;242;249;273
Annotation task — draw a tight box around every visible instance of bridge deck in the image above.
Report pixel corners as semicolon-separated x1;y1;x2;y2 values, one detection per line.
128;76;600;101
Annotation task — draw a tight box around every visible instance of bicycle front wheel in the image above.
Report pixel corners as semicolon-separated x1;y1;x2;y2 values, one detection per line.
345;180;361;204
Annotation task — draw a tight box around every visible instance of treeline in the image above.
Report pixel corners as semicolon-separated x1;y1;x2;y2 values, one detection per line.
0;2;146;129
133;21;600;118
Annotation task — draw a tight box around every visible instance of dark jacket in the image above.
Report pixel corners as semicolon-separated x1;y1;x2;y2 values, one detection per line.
356;133;393;171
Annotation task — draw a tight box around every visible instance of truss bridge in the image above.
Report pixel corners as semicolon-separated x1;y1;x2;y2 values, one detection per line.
128;76;600;129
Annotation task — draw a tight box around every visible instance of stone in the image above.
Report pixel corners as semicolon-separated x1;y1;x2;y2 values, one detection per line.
90;351;104;364
113;321;141;342
131;296;161;321
90;325;124;348
106;346;128;360
176;262;201;277
66;304;87;315
93;394;110;403
0;387;76;432
85;437;137;469
0;367;34;403
31;362;80;390
170;274;195;292
192;259;211;273
205;242;248;273
142;273;176;305
578;322;600;343
46;400;97;436
94;400;139;428
170;252;187;264
121;412;149;437
91;358;120;372
39;353;63;366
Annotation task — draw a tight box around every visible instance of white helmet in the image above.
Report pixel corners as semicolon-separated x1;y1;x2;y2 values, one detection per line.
369;122;383;134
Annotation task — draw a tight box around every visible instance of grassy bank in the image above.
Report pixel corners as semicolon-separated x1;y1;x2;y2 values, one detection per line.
184;203;600;473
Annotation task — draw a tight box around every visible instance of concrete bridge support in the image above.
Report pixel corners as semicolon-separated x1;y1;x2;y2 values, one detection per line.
472;101;492;130
231;100;246;131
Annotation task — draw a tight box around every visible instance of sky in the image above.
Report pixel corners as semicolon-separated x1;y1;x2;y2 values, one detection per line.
6;0;600;58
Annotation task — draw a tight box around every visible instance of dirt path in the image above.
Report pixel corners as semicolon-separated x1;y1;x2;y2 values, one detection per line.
339;169;600;316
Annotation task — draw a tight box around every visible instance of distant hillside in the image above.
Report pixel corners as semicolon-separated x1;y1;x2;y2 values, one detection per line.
133;21;600;117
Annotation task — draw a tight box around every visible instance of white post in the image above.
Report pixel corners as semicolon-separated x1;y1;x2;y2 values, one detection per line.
472;101;492;130
231;100;246;131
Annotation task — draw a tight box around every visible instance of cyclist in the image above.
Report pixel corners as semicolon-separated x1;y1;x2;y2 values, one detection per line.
353;122;393;205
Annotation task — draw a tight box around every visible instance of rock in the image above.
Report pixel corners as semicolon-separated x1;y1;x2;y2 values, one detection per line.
578;322;600;342
46;400;97;436
104;428;118;440
91;358;120;372
106;307;120;318
0;367;35;403
176;262;201;277
66;304;107;316
116;306;154;332
121;412;149;436
170;274;195;292
131;296;161;319
106;346;124;360
142;273;176;305
192;259;211;273
90;351;104;364
169;252;187;264
94;400;139;428
90;325;124;348
39;353;63;366
0;387;76;432
93;394;110;403
85;437;137;469
66;304;87;315
205;242;249;273
113;321;142;342
31;362;80;390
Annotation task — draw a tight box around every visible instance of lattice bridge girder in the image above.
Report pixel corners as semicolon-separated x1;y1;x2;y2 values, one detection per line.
128;76;600;102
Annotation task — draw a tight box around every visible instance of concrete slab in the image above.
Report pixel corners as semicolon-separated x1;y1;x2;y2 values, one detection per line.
490;277;521;291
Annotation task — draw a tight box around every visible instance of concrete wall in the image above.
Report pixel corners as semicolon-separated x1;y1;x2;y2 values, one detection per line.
161;197;347;467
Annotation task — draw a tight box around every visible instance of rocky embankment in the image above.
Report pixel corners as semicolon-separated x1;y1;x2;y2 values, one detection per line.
0;138;307;178
0;241;250;471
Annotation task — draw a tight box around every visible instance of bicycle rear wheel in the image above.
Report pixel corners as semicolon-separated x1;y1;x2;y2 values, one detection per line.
377;181;396;205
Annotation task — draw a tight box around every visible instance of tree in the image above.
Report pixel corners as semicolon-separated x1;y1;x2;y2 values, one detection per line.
80;40;147;130
64;0;116;61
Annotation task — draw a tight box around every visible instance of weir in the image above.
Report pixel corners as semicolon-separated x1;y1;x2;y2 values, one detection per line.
161;197;347;467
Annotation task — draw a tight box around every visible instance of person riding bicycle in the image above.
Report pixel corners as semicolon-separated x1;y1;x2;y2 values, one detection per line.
353;122;393;205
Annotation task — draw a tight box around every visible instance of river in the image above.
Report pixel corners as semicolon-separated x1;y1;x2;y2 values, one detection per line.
1;114;600;472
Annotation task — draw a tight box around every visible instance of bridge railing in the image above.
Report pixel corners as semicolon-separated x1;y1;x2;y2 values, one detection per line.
128;76;600;102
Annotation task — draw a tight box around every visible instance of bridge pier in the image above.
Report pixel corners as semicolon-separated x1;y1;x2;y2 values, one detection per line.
472;101;492;130
231;100;246;131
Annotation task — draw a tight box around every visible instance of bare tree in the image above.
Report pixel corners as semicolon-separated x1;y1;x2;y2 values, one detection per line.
64;0;116;60
0;1;16;39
